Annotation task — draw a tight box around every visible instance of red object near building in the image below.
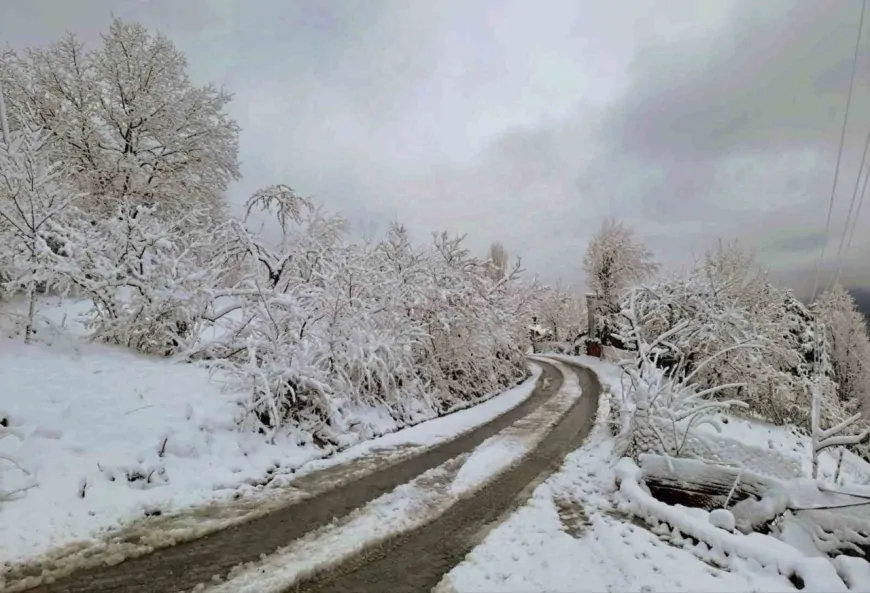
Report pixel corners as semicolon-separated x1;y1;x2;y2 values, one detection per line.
586;340;602;358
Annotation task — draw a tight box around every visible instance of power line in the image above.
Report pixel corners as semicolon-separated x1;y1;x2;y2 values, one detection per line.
830;125;870;290
811;0;867;303
833;137;870;287
846;168;870;255
834;127;870;264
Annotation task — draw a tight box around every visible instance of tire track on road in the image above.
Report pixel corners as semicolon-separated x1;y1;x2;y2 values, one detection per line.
290;363;601;593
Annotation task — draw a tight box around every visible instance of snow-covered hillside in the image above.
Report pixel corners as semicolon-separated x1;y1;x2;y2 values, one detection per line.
0;298;541;572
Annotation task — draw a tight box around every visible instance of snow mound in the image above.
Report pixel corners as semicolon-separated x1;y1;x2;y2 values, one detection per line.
709;509;735;532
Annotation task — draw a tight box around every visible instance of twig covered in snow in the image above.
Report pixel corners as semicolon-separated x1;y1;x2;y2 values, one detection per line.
812;382;870;479
0;414;36;501
611;286;752;459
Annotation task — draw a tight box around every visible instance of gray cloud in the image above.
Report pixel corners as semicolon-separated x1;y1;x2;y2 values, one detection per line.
595;0;870;296
3;0;870;297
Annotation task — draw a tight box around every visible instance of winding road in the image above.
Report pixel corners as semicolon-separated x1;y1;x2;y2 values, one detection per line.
20;359;600;593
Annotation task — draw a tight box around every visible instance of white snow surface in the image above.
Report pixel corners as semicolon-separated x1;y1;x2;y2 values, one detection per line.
203;359;584;593
548;352;870;485
0;298;543;574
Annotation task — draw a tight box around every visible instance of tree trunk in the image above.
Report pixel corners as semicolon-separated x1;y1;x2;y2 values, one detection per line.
639;454;778;510
24;282;36;345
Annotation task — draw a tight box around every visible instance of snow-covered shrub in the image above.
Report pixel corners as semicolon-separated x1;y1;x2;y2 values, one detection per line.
697;244;841;429
611;287;751;459
411;230;529;408
187;186;536;444
612;242;838;430
187;187;344;439
61;202;222;355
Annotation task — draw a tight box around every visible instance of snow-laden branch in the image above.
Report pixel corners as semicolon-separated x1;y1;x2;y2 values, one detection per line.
0;18;241;220
611;284;763;459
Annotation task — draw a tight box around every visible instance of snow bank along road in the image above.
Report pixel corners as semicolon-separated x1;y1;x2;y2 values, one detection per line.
20;359;599;593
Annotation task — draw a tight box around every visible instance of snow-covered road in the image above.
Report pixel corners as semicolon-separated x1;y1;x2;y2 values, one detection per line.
10;359;595;593
207;358;597;593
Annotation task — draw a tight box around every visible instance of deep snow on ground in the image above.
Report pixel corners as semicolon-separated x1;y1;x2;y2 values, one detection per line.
440;354;870;593
204;360;583;593
697;412;870;484
0;298;542;571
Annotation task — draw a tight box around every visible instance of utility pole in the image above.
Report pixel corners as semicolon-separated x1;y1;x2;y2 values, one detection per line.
0;78;9;144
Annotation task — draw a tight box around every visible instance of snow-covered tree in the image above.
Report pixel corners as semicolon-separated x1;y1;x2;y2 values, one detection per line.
814;284;870;415
583;218;658;304
537;281;586;343
0;118;82;343
0;18;240;221
701;239;777;315
486;242;509;281
583;218;658;343
811;284;870;468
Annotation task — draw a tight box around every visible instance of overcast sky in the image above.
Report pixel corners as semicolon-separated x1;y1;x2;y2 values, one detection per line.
3;0;870;296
